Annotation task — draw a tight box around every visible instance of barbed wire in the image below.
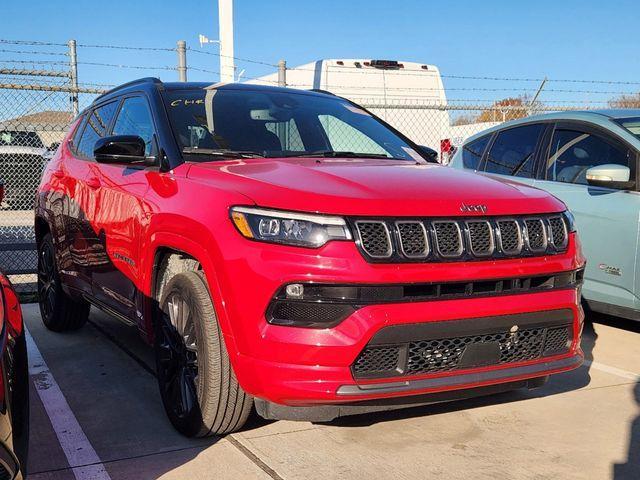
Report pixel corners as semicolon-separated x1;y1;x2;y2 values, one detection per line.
187;47;279;67
4;38;640;87
0;49;68;57
77;61;176;71
77;43;175;52
0;39;67;47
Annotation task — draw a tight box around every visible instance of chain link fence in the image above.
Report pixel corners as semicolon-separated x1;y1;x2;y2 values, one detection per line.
0;66;101;295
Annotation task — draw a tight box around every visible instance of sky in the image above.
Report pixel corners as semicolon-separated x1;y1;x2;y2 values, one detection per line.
2;0;640;106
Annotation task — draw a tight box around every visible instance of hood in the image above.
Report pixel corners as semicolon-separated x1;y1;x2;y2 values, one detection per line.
187;157;565;217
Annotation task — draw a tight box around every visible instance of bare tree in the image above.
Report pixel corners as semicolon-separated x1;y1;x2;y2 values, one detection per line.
608;92;640;108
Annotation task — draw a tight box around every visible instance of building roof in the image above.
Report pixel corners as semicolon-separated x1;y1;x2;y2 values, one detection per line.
2;110;73;128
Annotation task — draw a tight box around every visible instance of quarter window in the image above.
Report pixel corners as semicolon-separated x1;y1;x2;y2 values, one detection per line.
76;101;119;159
484;124;544;178
112;96;156;155
462;135;490;169
546;129;631;185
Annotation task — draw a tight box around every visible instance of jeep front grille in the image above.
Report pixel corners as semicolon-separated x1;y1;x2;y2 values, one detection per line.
352;214;568;262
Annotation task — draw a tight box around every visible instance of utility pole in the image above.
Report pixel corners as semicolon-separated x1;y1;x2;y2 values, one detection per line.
218;0;235;82
177;40;187;82
278;59;287;87
68;39;79;116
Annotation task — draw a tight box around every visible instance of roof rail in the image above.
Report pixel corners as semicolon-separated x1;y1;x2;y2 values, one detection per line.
308;88;336;96
95;77;162;102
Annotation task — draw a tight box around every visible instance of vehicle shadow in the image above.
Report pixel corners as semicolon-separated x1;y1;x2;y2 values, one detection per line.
613;381;640;479
597;313;640;479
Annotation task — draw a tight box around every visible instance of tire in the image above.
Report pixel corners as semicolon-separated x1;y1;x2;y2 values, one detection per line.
154;270;252;437
37;233;90;332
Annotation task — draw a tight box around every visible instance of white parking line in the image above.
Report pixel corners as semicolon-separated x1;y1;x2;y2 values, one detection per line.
583;359;640;382
26;327;112;480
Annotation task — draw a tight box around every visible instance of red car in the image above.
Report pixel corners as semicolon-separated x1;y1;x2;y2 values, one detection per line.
35;78;585;437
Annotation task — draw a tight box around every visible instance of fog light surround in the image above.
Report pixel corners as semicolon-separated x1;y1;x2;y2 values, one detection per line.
285;283;304;299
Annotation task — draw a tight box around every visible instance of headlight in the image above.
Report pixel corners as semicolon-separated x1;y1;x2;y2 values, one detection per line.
230;206;352;248
562;210;576;232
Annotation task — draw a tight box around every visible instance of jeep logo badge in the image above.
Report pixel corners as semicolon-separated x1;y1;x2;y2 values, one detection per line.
460;203;488;214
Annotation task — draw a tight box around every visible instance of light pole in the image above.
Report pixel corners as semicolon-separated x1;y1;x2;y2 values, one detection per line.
198;0;236;83
218;0;235;83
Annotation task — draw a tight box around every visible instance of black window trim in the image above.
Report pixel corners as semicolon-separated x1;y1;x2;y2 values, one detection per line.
543;120;639;191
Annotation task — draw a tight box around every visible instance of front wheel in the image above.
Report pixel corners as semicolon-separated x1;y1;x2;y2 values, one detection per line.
154;271;252;437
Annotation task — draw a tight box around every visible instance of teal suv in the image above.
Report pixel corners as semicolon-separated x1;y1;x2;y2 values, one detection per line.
450;109;640;321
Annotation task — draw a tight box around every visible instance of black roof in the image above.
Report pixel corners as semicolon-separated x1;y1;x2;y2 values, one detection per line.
93;77;334;105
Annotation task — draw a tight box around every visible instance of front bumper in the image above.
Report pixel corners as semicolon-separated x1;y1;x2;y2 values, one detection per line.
216;233;584;406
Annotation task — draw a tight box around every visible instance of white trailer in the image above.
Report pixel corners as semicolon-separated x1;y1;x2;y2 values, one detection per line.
251;59;447;154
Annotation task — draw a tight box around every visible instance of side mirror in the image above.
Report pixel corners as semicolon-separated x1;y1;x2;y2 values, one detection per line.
417;145;438;163
94;135;155;166
586;164;634;189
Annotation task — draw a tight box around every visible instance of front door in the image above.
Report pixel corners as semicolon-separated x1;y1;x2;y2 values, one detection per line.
89;95;155;320
535;123;640;311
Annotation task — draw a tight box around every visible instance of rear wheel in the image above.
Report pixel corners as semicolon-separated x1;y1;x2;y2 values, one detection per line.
154;271;252;437
37;233;90;331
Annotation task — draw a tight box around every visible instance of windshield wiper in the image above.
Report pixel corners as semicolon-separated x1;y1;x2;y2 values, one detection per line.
272;150;402;160
182;147;265;159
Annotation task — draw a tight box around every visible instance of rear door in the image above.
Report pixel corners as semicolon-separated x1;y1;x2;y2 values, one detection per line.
534;122;640;311
61;100;119;294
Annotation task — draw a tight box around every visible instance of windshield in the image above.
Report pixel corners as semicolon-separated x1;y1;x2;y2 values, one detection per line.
0;130;44;148
163;87;424;161
614;117;640;140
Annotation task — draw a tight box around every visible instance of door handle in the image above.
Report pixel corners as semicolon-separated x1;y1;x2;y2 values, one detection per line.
86;177;101;189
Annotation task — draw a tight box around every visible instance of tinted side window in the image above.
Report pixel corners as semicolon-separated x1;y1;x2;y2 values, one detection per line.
112;96;156;155
70;115;86;153
485;124;544;178
76;101;119;159
462;135;490;169
546;129;632;185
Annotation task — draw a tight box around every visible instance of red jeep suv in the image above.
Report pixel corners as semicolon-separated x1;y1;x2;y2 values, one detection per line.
35;78;585;437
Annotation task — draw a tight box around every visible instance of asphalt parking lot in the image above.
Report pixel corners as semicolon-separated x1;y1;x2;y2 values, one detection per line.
23;302;639;480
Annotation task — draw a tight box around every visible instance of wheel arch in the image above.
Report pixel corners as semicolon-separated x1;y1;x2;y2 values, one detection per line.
141;232;240;357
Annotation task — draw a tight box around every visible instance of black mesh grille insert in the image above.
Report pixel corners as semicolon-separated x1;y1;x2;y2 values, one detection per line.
497;220;521;254
467;221;493;256
543;326;571;355
525;219;546;251
434;221;462;257
353;346;400;377
352;325;572;378
356;221;391;258
269;301;354;327
549;217;567;249
397;222;428;258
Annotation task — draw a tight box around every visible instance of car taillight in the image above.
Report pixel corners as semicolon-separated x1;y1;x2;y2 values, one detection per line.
0;273;21;337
